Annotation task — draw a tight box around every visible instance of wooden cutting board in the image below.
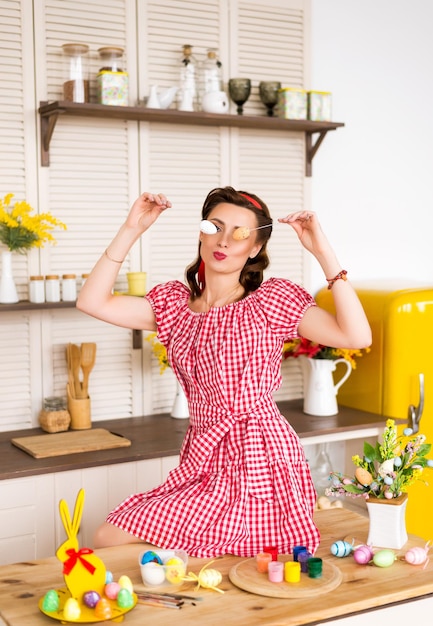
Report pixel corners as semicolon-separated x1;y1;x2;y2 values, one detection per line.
11;428;131;458
229;555;343;598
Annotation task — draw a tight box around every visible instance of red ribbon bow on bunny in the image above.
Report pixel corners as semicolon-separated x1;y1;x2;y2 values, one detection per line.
63;548;96;576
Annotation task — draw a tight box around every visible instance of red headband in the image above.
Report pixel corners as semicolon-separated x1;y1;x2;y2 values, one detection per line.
239;192;262;210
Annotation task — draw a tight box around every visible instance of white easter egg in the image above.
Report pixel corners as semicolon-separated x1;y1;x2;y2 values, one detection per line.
141;562;166;586
200;220;217;234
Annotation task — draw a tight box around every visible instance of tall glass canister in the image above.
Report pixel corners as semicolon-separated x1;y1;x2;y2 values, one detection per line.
62;43;90;103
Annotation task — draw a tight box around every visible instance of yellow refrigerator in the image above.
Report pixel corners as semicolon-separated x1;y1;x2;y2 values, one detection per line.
316;283;433;541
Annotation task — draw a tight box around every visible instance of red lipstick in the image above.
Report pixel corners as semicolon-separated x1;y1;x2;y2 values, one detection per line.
213;251;227;260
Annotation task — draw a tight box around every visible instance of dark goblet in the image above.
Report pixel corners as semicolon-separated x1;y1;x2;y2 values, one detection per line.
259;81;281;116
228;78;251;115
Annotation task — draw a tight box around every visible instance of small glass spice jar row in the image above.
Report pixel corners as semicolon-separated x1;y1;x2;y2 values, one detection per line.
29;274;89;303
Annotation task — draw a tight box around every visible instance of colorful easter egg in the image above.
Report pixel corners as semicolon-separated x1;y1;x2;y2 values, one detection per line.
141;550;163;565
42;589;60;612
118;574;134;593
105;581;121;599
63;597;81;620
330;540;353;557
405;546;429;565
117;588;134;609
353;545;374;565
83;590;101;608
165;557;187;584
373;549;396;568
355;467;373;486
105;570;114;584
94;598;113;620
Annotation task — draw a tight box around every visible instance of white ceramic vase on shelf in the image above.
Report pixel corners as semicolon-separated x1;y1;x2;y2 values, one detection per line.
366;493;408;549
0;250;19;304
171;380;189;419
299;355;352;416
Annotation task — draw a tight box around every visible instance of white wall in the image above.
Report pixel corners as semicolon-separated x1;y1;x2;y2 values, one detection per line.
310;0;433;294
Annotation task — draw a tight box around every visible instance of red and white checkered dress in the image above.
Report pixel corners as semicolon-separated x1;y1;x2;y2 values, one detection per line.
106;278;320;557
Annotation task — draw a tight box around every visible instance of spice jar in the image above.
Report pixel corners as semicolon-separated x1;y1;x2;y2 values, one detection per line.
62;43;90;103
45;275;60;302
97;46;128;106
29;275;45;303
39;396;70;433
62;274;77;301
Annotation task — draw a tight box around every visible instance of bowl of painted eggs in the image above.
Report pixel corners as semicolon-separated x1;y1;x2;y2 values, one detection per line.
139;549;188;587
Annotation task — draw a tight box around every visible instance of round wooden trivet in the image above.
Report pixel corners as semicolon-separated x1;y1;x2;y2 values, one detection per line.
229;556;343;598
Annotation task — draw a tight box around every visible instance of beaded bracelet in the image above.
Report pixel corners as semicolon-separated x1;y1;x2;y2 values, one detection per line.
104;248;124;264
326;269;347;290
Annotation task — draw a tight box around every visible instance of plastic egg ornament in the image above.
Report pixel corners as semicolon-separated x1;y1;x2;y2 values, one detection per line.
94;598;113;620
104;581;121;599
63;597;81;620
353;545;374;565
105;570;114;584
118;574;134;593
405;545;430;566
373;549;396;568
330;540;353;557
83;590;101;608
117;587;134;609
42;589;60;612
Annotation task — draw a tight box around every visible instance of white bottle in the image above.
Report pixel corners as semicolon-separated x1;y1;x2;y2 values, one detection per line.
29;276;45;303
200;48;223;97
45;275;60;302
178;44;197;112
62;274;77;301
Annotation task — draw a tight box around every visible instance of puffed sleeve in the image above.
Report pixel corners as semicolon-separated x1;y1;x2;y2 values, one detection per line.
145;280;191;345
255;277;316;338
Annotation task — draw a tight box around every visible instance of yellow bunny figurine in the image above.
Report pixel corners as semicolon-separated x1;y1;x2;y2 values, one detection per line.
56;489;107;600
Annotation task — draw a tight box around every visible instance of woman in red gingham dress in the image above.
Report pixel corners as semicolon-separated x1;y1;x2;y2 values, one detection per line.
77;187;371;557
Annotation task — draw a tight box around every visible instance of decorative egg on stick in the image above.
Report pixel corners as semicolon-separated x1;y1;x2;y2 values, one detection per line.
200;220;271;240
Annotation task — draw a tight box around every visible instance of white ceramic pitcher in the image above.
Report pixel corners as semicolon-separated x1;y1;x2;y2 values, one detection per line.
299;356;352;416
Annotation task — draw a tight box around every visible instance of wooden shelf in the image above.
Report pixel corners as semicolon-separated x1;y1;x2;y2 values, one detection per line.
0;300;76;312
38;101;344;175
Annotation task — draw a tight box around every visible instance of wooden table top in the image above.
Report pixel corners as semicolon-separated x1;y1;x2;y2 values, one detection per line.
0;509;431;626
0;400;390;481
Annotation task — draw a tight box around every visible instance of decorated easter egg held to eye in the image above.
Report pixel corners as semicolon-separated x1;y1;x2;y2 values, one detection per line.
330;540;353;557
373;549;396;568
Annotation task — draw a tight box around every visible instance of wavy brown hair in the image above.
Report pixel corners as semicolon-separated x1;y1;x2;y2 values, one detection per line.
186;186;273;299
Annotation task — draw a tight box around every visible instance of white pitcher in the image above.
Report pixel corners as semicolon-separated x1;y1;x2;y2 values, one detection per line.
299;356;352;416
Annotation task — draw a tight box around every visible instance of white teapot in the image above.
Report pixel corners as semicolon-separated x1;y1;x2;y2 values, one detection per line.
201;91;229;114
146;85;178;109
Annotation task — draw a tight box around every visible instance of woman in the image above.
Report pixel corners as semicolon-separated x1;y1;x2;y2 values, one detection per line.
77;187;371;557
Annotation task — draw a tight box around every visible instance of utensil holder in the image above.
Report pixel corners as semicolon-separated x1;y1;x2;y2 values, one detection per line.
67;384;91;430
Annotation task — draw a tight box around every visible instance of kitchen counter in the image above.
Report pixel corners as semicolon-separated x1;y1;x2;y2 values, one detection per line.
0;400;393;481
0;508;431;625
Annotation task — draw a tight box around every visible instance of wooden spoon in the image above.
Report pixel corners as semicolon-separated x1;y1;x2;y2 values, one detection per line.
79;342;96;399
70;343;82;399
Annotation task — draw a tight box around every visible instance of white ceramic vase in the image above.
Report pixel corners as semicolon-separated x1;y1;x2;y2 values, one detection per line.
366;493;408;549
299;355;352;416
0;250;19;304
171;380;189;419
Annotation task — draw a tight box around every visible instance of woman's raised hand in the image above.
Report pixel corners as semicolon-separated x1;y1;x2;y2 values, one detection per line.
278;211;331;257
126;192;172;232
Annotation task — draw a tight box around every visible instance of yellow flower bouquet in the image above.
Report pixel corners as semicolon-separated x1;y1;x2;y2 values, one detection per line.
145;332;170;374
326;419;433;500
282;337;368;369
0;193;66;253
